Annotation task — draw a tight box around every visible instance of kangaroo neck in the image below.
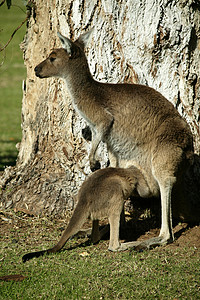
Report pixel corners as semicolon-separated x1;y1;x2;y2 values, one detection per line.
63;58;96;104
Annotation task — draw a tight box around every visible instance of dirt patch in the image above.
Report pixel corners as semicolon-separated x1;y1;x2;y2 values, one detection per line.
172;224;200;249
135;223;200;249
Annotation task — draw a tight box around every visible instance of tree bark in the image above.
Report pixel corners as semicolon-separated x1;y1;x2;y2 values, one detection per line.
0;0;200;219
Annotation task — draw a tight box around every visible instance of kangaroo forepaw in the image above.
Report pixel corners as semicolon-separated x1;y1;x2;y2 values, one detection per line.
90;160;101;172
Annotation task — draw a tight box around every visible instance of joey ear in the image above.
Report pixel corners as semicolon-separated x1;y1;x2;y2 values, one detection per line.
57;32;73;55
77;27;95;47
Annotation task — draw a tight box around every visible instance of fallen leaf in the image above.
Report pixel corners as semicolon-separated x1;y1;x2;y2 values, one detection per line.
14;207;34;216
0;274;27;282
79;251;90;257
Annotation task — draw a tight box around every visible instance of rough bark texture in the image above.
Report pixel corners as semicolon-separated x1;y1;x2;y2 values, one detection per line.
0;0;200;218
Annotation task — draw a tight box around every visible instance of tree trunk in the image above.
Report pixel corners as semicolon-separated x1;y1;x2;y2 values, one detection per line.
0;0;200;219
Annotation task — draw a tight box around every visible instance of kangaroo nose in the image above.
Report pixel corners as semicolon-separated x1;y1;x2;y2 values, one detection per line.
34;65;42;77
34;66;39;73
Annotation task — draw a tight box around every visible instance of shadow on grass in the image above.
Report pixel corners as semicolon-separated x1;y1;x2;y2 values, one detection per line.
58;218;193;255
0;139;19;171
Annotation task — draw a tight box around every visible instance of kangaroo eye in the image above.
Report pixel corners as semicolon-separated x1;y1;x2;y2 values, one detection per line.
50;57;56;62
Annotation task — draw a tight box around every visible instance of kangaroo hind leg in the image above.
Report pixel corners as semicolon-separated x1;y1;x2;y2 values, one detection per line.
135;146;183;250
134;176;175;251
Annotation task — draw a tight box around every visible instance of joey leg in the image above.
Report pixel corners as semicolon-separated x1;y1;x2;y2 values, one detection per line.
91;220;100;244
108;214;121;251
91;220;110;243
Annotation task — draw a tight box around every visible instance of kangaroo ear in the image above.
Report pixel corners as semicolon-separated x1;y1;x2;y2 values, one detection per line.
57;32;73;55
77;27;94;47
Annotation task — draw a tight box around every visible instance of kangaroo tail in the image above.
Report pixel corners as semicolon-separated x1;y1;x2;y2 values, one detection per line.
22;202;89;263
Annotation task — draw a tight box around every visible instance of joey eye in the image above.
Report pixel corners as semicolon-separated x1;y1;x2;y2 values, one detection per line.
50;57;56;62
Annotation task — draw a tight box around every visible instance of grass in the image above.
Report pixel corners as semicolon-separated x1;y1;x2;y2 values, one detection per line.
4;250;197;299
0;1;26;170
0;211;199;299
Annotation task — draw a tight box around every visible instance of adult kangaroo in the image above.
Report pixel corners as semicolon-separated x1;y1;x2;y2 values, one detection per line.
23;166;149;262
34;30;194;249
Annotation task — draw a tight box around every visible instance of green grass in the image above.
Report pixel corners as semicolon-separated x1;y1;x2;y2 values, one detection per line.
0;212;199;299
0;1;26;170
1;249;199;299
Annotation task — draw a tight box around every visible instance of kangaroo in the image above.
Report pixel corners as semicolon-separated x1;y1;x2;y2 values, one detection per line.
22;166;149;262
34;30;194;250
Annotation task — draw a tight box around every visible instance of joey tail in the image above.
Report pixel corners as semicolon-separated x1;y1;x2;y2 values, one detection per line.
22;250;47;262
22;202;89;263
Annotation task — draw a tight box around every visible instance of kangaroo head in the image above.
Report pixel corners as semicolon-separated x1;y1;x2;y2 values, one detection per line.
34;29;94;79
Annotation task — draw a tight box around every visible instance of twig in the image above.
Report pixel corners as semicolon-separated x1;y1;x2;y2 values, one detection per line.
0;0;6;7
0;16;28;52
12;4;26;14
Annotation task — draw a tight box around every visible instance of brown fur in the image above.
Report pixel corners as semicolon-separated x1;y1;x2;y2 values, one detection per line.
33;31;194;250
22;166;149;262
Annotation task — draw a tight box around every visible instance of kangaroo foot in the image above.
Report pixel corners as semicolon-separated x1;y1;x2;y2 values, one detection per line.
117;241;141;251
134;236;174;251
112;235;173;252
72;228;92;239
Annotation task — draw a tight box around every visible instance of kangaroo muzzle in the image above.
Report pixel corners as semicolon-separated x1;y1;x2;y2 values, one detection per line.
34;65;43;78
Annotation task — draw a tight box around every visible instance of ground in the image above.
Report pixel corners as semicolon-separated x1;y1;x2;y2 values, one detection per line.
0;208;199;254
